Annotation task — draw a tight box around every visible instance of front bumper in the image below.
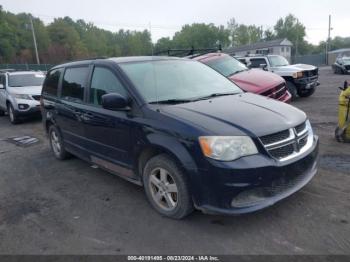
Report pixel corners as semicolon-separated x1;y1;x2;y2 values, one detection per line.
13;98;41;117
192;136;319;215
294;77;320;90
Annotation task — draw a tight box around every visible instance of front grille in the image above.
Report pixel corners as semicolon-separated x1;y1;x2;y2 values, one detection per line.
32;95;41;101
259;121;309;161
260;130;290;145
275;85;287;99
269;143;295;159
345;65;350;70
261;83;287;99
299;136;308;148
304;69;318;77
295;122;306;134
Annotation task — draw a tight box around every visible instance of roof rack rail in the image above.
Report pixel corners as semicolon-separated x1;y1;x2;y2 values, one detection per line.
0;69;16;73
70;56;109;63
155;45;222;58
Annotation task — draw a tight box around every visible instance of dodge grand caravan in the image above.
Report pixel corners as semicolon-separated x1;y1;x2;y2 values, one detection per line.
41;57;319;219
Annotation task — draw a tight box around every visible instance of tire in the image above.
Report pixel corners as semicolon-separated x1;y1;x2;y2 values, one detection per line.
286;81;298;100
49;125;70;160
0;109;5;116
143;154;194;219
298;87;315;98
7;103;19;124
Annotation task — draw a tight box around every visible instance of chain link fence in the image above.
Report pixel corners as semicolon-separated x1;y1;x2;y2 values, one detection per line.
0;64;54;71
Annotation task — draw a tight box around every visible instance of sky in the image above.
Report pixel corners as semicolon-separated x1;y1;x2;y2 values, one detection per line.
1;0;349;44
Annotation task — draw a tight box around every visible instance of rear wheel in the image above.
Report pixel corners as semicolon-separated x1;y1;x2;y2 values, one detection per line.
298;87;315;98
286;81;298;100
0;109;5;116
143;154;193;219
49;125;70;160
7;103;19;124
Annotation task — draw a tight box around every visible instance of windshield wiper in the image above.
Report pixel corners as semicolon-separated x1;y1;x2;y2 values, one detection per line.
193;92;240;101
149;99;194;104
227;69;247;77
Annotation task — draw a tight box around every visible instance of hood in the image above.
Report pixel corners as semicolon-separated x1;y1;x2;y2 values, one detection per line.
8;86;42;95
229;69;284;93
160;93;306;137
274;64;317;72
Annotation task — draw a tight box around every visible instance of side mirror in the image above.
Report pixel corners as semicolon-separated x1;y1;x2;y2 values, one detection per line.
0;84;4;89
259;64;268;70
101;93;130;111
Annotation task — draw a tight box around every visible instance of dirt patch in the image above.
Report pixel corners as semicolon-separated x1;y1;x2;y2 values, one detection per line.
319;154;350;174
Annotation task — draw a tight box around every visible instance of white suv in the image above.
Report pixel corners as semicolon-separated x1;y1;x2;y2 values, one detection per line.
237;55;319;100
0;70;45;124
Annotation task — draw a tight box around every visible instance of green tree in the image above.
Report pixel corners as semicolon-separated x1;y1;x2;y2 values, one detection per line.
274;14;306;55
171;23;230;49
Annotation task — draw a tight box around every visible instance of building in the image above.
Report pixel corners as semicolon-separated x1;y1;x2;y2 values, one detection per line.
225;38;293;61
328;48;350;65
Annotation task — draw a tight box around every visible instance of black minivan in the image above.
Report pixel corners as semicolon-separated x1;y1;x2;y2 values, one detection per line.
41;56;319;219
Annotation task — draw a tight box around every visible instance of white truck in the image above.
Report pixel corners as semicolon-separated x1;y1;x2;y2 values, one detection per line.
237;55;319;100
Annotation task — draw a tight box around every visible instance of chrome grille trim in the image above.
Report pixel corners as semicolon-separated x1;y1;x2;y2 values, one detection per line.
259;122;313;162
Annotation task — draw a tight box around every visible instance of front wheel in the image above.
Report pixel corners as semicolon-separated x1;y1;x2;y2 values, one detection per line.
143;154;193;219
7;103;19;124
298;87;315;98
286;81;298;100
49;125;70;160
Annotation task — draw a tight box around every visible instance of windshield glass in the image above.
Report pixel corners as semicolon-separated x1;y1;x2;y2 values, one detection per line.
268;56;290;67
342;57;350;64
119;60;242;103
205;56;248;77
8;73;45;87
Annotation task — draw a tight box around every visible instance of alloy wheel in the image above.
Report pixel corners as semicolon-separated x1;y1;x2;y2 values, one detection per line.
148;167;178;211
51;130;61;156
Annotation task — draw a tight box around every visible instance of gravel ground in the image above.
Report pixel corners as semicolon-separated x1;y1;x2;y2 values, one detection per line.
0;67;349;255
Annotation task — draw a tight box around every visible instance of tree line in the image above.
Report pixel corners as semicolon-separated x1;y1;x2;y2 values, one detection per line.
0;5;349;64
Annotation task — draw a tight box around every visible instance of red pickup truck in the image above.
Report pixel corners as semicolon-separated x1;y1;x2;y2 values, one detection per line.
193;53;291;103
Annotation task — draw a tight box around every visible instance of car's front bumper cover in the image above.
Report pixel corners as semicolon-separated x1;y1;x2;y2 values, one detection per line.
192;136;319;215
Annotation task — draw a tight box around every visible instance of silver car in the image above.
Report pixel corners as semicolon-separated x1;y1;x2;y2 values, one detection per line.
0;70;45;124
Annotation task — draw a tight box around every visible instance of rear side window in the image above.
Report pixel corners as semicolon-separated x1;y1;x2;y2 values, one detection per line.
42;69;62;97
249;58;267;68
61;67;89;102
0;75;5;86
89;67;127;106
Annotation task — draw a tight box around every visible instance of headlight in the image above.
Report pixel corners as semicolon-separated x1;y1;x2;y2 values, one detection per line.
293;71;303;78
12;94;33;100
199;136;258;161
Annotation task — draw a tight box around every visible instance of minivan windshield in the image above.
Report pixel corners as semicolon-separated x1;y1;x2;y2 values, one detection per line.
205;56;248;77
119;60;242;103
342;57;350;65
9;73;45;87
268;56;290;67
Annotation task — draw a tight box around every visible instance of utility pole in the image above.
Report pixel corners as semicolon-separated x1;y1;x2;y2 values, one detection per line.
29;15;40;65
326;15;332;65
149;22;154;56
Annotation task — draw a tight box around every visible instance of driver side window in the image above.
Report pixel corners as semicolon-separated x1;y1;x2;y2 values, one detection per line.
89;67;127;106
